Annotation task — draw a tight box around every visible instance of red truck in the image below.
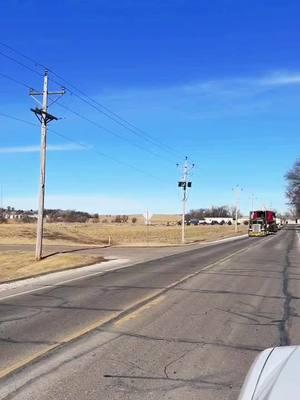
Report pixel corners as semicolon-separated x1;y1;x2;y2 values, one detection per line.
248;210;277;237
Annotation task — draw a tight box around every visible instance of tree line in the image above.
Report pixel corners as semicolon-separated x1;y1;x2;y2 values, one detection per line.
0;207;139;224
0;207;98;223
286;158;300;218
186;205;241;220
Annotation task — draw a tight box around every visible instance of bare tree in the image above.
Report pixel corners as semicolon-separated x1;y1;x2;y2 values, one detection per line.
230;206;242;219
285;158;300;217
187;206;231;219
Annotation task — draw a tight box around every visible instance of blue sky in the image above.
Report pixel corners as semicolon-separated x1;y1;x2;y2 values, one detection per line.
0;0;300;214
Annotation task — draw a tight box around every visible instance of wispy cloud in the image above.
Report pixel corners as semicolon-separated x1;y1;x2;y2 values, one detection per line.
102;70;300;119
182;71;300;96
0;144;88;154
259;72;300;86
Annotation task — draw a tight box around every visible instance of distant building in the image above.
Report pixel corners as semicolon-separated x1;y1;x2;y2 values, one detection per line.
4;211;23;220
204;217;233;224
2;208;38;221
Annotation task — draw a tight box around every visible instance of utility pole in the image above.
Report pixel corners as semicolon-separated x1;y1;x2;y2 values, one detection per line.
177;157;194;244
0;184;3;210
250;193;257;211
232;185;243;233
30;71;65;261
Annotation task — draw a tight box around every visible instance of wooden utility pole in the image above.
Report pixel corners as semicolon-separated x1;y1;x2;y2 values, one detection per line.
30;71;65;260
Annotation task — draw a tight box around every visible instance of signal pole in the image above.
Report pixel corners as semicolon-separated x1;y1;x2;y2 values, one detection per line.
232;185;243;233
178;157;194;244
30;71;65;261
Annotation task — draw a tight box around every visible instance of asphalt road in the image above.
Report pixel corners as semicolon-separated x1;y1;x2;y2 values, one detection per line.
0;227;299;399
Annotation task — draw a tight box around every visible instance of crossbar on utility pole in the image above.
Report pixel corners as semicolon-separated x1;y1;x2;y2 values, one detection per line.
30;71;65;261
178;157;194;244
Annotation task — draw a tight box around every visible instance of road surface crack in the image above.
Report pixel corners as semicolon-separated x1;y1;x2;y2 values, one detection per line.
163;345;198;379
279;232;294;346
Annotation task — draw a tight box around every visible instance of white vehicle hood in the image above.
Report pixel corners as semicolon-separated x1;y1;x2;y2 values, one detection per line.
239;346;300;400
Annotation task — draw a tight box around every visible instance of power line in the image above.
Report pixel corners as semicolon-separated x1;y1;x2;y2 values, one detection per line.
73;92;179;156
0;68;175;163
55;101;175;163
0;49;43;79
0;111;168;183
0;112;38;127
43;69;181;158
0;42;181;159
60;89;180;159
49;128;166;182
0;71;35;90
0;47;179;161
0;41;45;70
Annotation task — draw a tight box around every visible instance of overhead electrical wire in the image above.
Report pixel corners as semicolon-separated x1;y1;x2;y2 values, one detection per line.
49;128;167;183
0;71;35;90
0;69;176;164
0;112;37;127
0;41;46;71
0;49;43;79
0;111;170;184
0;41;182;160
54;102;175;163
58;89;180;159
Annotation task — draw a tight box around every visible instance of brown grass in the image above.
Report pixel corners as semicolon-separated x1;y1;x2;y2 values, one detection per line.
0;223;247;246
0;251;105;283
99;214;180;225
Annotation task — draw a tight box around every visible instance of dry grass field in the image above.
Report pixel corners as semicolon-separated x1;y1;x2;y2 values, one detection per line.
0;222;247;246
98;214;180;225
0;221;247;282
0;252;104;283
